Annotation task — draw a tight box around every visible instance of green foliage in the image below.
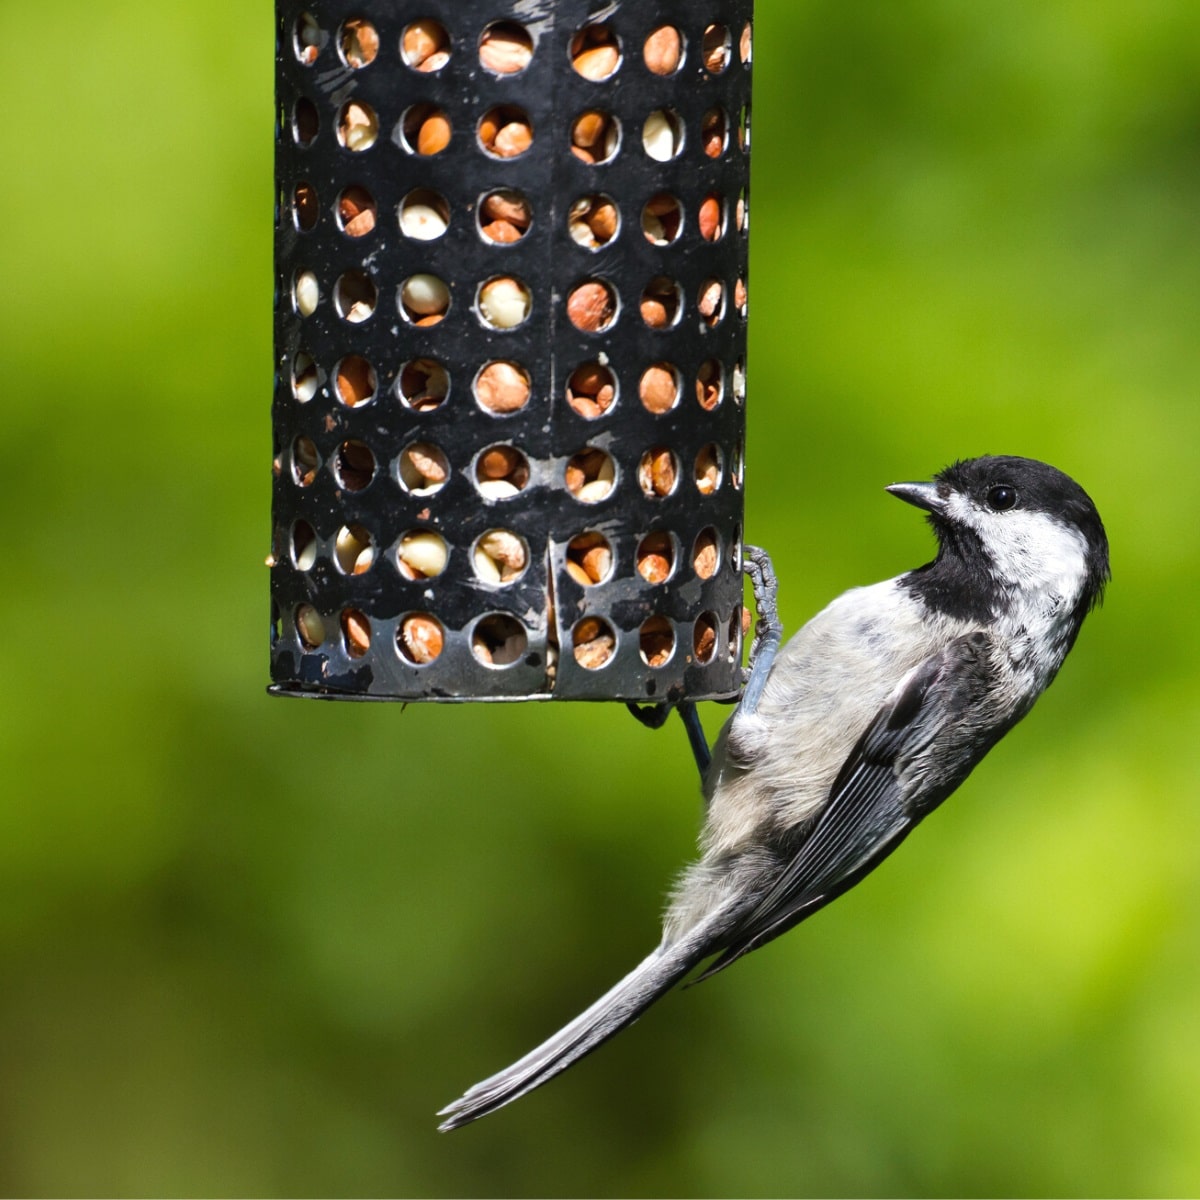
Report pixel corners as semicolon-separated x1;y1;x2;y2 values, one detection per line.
1;1;1197;1194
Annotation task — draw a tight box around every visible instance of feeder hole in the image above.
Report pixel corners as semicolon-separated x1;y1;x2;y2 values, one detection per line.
696;359;724;410
334;269;377;323
398;442;450;495
637;447;679;498
693;528;720;580
339;18;378;69
478;276;532;329
567;279;617;332
702;24;731;74
291;520;317;571
698;193;723;242
740;22;753;64
296;604;324;649
479;190;532;244
694;612;719;663
337;185;376;237
644;26;682;76
639;364;680;414
701;108;727;159
334;440;376;492
399;189;449;240
640;616;675;667
475;445;530;499
293;97;318;146
565;531;613;586
642;193;682;245
695;445;723;495
472;614;528;667
636;532;675;584
570;110;620;164
397;530;449;580
334;355;376;406
479;22;533;74
293;182;318;231
294;13;320;64
643;109;682;161
570;24;620;81
292;436;318;487
566;362;616;419
398;358;449;411
472;529;529;584
401;104;452;156
293;270;319;317
341;609;371;658
572;616;616;669
640;277;681;329
400;274;450;324
478;106;533;159
291;352;318;402
697;278;726;327
565;448;616;503
398;613;444;664
568;195;619;250
337;101;378;152
401;19;450;72
334;523;375;575
474;360;530;414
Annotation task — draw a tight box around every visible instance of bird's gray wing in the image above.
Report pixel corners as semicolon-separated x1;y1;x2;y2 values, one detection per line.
697;630;1000;980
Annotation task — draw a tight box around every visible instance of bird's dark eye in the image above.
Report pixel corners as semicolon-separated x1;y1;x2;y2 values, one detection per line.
986;485;1018;512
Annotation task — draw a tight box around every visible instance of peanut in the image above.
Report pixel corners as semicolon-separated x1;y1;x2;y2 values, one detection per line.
479;445;521;480
475;530;527;583
339;102;378;152
572;41;619;81
342;609;370;657
401;274;449;319
702;109;725;158
572;617;615;669
481;218;523;244
693;531;718;579
695;445;721;494
702;25;729;73
402;19;448;71
400;614;443;664
566;363;616;419
698;279;724;323
694;617;717;663
638;447;677;498
480;22;533;74
567;281;615;332
400;443;448;493
296;605;324;649
740;23;752;63
400;198;448;240
416;111;451;155
493;119;532;157
335;524;373;575
398;531;448;579
643;110;679;161
339;186;376;237
639;365;678;414
478;276;531;328
335;355;375;406
481;190;531;228
475;361;530;413
698;194;722;241
295;271;318;317
643;26;681;76
639;618;674;667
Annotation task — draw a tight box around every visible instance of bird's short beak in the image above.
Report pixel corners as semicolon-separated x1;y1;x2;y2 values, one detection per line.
886;480;945;513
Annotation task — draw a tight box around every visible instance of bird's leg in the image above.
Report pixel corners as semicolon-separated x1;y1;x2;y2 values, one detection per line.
740;545;782;716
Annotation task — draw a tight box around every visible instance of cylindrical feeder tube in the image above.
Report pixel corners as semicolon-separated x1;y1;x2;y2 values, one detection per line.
271;1;753;703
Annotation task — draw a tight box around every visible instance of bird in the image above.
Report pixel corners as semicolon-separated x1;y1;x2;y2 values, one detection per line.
438;454;1110;1130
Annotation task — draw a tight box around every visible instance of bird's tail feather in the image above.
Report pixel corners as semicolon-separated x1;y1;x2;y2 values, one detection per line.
437;937;706;1130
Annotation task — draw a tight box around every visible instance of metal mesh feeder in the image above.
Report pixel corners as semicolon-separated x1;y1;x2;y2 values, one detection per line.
271;0;753;704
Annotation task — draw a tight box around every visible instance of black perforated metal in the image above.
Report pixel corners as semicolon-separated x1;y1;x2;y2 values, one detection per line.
271;0;753;702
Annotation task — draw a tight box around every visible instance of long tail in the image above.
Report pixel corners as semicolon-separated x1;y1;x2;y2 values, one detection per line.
437;934;711;1131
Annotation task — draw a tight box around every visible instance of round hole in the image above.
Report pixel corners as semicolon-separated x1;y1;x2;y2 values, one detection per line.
702;24;731;74
731;440;745;490
696;359;724;410
401;103;452;156
334;269;377;323
732;358;747;405
570;23;620;80
570;110;620;164
640;616;675;666
471;529;530;585
472;614;528;667
636;531;675;584
697;278;726;327
337;185;377;237
296;604;325;650
291;352;319;403
695;444;724;495
738;105;750;152
643;26;682;76
334;523;375;575
399;274;450;325
642;108;682;161
397;613;444;664
398;358;449;411
565;448;616;504
474;360;530;414
291;520;317;571
294;13;321;64
640;277;681;329
693;528;721;580
477;276;532;330
698;193;724;242
293;97;318;146
566;279;618;333
566;362;616;419
339;17;378;68
568;194;619;250
475;445;530;500
694;613;719;664
293;182;318;231
293;269;319;317
334;440;376;492
398;442;449;496
478;105;533;158
740;22;753;64
334;355;376;406
728;608;745;664
637;447;679;498
397;529;449;581
478;189;532;244
639;363;680;414
337;100;378;151
291;436;319;487
341;608;371;658
565;531;613;586
572;616;616;670
734;277;748;318
737;188;749;233
641;193;682;245
701;107;727;159
479;21;533;74
401;19;450;72
399;188;449;240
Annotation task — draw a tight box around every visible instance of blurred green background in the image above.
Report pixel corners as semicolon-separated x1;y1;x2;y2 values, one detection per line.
1;1;1198;1195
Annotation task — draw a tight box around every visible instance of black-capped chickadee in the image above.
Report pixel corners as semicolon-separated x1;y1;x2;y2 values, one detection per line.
439;455;1109;1130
